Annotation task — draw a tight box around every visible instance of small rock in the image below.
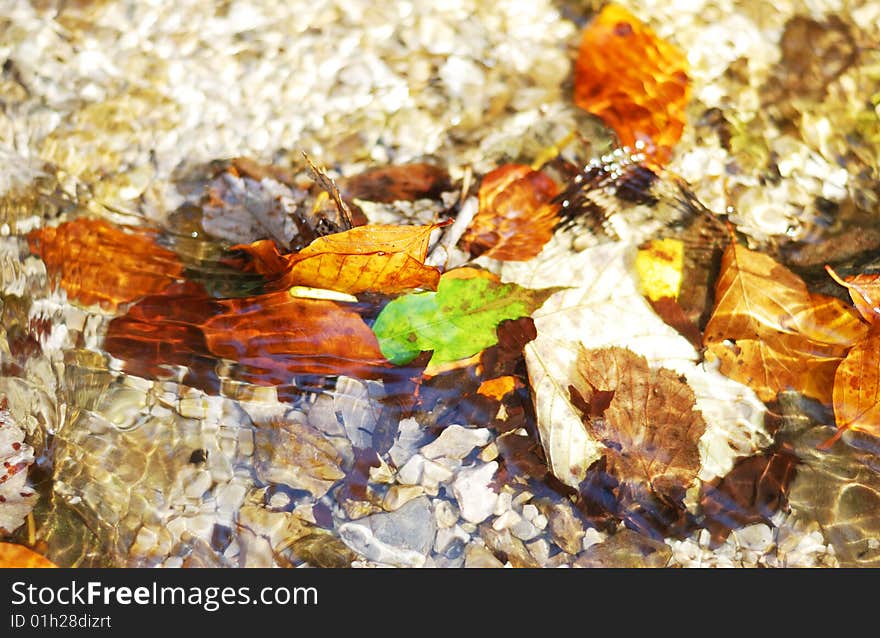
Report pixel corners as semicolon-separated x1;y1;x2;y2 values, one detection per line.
397;454;425;485
434;525;470;554
582;527;606;551
387;417;424;468
732;523;774;552
540;500;585;555
420;425;492;460
434;499;459;529
382;485;424;511
494;491;513;516
334;377;382;449
452;462;499;524
511;517;541;542
527;538;551;565
479;441;499;462
480;526;538;568
575;529;672;568
184;470;212;499
464;543;505;568
493;510;521;532
339;496;436;564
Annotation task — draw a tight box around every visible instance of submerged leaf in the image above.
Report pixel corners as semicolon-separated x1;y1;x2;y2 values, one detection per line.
27;218;183;311
341;163;452;203
704;242;868;403
832;325;880;439
573;4;689;165
826;266;880;324
0;543;57;568
372;268;557;366
461;164;559;261
572;347;706;509
232;223;443;295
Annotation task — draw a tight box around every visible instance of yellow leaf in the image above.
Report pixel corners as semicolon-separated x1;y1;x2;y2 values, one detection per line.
636;238;684;301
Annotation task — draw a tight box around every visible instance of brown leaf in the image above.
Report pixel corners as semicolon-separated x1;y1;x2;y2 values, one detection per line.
826;266;880;324
572;346;706;505
106;284;391;388
573;4;689;165
704;242;868;403
27;218;183;311
341;163;451;203
461;164;560;262
699;445;799;545
0;543;57;568
231;223;443;295
254;418;345;499
832;324;880;440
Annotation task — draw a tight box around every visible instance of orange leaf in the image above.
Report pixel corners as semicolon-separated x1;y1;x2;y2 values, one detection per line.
704;243;869;403
461;165;560;262
477;375;517;401
832;325;880;439
28;218;183;312
573;4;689;166
826;265;880;324
0;543;57;568
106;283;392;387
232;224;444;295
202;291;391;384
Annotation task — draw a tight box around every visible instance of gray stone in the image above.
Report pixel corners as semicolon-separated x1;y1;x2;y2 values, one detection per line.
451;461;499;524
337;496;436;566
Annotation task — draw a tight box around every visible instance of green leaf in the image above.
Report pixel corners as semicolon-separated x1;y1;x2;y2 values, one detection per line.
373;271;557;366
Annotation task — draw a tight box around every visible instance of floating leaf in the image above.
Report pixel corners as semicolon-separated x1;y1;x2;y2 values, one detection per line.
573;4;689;165
0;543;57;568
571;347;706;525
460;164;560;261
832;325;880;439
341;163;451;203
704;242;868;403
254;418;345;499
27;218;183;311
232;223;443;295
372;268;557;366
826;266;880;324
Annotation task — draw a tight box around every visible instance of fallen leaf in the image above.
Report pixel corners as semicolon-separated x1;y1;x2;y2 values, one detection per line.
27;218;183;311
254;418;345;499
372;268;557;366
106;283;391;388
0;543;57;568
704;242;868;403
831;324;880;439
573;4;689;165
699;444;799;545
477;376;517;401
341;163;452;203
202;291;390;385
826;266;880;324
501;237;769;487
573;528;671;567
460;164;560;261
571;347;706;522
636;238;683;301
231;223;443;295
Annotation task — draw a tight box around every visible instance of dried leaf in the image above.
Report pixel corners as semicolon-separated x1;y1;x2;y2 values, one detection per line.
832;325;880;439
341;163;451;203
461;164;560;261
699;444;799;545
27;218;183;311
232;223;443;295
106;283;391;387
573;4;689;165
0;543;57;568
572;346;706;507
704;242;868;403
254;418;345;499
636;238;683;301
372;268;557;366
826;266;880;324
502;238;769;487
